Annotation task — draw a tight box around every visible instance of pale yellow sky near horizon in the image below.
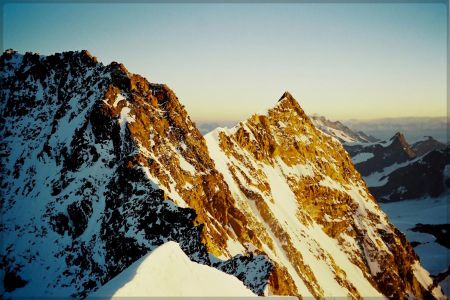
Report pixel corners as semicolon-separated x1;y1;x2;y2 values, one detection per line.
5;3;448;122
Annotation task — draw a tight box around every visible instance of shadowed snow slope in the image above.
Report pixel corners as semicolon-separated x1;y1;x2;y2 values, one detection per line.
89;241;256;297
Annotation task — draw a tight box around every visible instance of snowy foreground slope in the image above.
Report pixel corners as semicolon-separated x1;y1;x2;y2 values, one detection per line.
205;92;445;299
0;50;445;299
89;241;256;297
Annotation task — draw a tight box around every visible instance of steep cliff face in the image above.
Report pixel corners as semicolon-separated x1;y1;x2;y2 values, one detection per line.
205;92;444;298
0;50;270;298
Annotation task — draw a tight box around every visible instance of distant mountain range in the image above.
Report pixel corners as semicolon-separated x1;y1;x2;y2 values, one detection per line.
200;116;447;145
197;121;238;135
342;117;447;144
309;116;448;203
310;115;379;144
346;134;448;202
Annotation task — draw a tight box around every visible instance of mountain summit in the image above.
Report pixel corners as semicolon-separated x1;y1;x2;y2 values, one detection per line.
205;93;444;298
278;91;295;102
390;132;417;157
1;50;445;299
345;132;449;203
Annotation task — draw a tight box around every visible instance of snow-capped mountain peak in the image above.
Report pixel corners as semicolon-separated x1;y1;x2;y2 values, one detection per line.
1;51;445;299
205;92;444;298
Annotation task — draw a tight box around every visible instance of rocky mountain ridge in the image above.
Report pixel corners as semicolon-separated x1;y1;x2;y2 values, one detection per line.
0;49;270;298
412;136;447;157
369;147;449;202
0;50;445;299
310;115;379;144
345;132;417;176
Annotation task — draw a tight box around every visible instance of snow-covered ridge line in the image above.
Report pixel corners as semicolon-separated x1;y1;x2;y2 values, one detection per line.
89;241;257;298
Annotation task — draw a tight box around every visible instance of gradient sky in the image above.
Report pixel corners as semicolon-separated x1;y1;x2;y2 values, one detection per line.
3;3;447;122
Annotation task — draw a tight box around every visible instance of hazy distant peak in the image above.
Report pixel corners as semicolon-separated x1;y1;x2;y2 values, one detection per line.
412;136;447;157
422;136;438;141
309;114;379;144
391;132;405;139
390;132;407;144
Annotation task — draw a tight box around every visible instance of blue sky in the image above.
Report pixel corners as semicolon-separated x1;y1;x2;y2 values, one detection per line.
3;3;447;122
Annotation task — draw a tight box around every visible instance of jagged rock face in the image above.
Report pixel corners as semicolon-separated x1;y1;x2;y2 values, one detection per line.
345;132;417;176
370;147;450;202
310;115;379;144
205;92;444;298
0;50;270;298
